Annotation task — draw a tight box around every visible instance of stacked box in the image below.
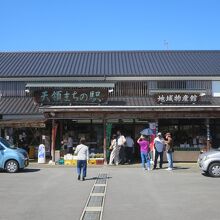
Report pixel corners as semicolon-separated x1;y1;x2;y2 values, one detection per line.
96;159;104;165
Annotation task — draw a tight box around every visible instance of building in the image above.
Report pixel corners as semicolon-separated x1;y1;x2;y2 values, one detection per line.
1;50;220;162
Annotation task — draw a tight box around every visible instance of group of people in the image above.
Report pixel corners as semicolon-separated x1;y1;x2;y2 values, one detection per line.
138;132;174;171
74;130;174;182
109;131;174;171
109;131;134;166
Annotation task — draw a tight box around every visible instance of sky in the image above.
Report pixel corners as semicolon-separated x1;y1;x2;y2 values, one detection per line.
0;0;220;51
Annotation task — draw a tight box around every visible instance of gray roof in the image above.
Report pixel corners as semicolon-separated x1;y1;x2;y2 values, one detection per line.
0;97;40;115
0;50;220;78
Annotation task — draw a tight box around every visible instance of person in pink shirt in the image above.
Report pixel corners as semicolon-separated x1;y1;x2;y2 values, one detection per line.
137;135;151;170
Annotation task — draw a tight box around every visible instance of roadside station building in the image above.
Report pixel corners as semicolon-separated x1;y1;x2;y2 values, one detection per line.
1;50;220;162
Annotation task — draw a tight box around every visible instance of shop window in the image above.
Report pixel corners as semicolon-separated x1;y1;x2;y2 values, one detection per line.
61;120;104;154
159;119;207;151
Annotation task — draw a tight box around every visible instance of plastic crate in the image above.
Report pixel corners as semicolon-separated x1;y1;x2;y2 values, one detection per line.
64;160;74;166
88;159;96;165
72;159;77;166
96;159;104;165
58;158;64;165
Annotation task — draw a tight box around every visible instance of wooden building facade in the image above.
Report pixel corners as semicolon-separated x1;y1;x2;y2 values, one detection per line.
1;51;220;162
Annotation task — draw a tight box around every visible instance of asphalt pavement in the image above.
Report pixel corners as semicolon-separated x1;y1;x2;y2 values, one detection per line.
0;163;220;220
103;165;220;220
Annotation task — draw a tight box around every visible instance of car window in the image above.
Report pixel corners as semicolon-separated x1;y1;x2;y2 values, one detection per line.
0;138;16;149
0;144;5;150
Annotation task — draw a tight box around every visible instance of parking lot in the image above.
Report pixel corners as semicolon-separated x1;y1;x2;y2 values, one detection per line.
0;164;220;220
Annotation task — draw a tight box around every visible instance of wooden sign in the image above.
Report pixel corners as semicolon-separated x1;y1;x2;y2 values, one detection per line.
33;88;108;105
156;93;201;104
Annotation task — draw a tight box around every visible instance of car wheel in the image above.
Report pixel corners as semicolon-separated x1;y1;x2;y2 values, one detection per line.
5;160;19;173
208;162;220;177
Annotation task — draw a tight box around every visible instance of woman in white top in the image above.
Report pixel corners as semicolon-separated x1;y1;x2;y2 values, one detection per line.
75;138;89;181
109;134;119;165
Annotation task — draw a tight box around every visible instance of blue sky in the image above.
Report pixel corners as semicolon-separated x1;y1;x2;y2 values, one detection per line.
0;0;219;51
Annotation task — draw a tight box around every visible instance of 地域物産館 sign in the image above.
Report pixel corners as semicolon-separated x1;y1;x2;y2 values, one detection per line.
156;94;201;104
33;88;108;105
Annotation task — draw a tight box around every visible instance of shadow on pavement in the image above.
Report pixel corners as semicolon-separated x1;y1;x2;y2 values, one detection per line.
19;168;41;173
173;167;190;170
85;176;112;181
201;172;215;178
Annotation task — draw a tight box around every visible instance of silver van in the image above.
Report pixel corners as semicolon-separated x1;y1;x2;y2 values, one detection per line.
198;149;220;177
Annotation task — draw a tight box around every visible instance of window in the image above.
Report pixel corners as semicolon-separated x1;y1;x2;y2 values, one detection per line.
159;119;206;150
157;81;187;90
109;81;148;97
149;80;211;91
212;81;220;97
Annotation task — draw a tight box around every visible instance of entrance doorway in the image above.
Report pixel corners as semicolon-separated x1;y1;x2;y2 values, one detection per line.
110;119;156;163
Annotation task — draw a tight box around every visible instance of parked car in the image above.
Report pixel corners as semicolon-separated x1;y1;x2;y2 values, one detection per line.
198;149;220;177
0;137;29;173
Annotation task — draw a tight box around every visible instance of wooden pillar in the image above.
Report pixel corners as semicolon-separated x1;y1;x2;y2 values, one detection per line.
60;120;63;145
51;119;58;162
103;117;107;165
132;119;135;138
155;119;159;134
206;118;211;151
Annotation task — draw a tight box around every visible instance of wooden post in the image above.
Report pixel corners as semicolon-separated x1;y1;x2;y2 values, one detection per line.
60;120;63;145
155;119;159;134
103;117;107;165
206;118;211;151
51;119;58;162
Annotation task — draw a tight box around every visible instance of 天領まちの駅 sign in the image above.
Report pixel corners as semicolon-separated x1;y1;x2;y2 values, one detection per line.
33;88;108;105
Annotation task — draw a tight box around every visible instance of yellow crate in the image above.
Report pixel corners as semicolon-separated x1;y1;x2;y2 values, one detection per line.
88;159;96;165
64;160;74;166
72;160;77;166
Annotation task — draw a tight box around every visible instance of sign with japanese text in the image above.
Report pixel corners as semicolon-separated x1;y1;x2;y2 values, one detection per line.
156;94;200;104
33;88;108;105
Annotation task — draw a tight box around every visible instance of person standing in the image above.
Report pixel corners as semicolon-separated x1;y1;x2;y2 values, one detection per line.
62;134;68;154
137;135;151;171
67;135;74;154
125;135;134;164
75;138;89;181
149;134;156;165
109;134;119;165
153;132;165;169
116;130;126;164
165;133;174;171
